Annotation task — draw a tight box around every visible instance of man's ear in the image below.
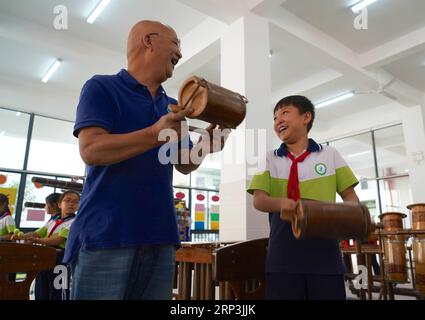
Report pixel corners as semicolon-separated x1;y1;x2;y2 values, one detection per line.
141;34;153;50
303;111;312;125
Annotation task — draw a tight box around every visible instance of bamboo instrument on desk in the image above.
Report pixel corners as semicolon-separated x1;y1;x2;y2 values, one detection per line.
407;203;425;294
379;212;408;283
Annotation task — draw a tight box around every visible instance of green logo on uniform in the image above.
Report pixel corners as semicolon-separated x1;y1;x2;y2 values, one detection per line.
315;163;327;176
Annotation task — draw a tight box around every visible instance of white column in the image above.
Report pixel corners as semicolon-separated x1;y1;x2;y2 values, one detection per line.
402;104;425;204
219;14;274;242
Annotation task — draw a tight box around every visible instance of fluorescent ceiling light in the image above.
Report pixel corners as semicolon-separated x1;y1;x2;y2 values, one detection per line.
347;151;371;158
315;92;354;109
41;59;62;83
87;0;111;24
15;112;22;116
352;0;377;12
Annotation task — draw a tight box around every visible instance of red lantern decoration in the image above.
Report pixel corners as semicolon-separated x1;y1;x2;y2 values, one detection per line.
0;174;7;185
196;194;205;201
175;192;185;200
34;182;43;189
212;195;220;202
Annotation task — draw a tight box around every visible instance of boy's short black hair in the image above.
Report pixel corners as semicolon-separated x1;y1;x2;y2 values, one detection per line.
273;95;315;132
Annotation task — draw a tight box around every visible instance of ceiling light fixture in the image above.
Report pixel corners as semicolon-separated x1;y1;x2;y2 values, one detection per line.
41;59;62;83
351;0;377;13
315;92;354;109
87;0;111;24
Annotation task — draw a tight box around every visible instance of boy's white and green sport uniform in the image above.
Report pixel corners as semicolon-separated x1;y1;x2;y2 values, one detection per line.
248;141;358;203
36;216;75;249
247;139;359;275
0;214;16;236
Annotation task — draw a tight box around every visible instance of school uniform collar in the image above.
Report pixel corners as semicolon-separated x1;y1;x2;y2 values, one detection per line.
58;214;76;222
274;138;323;158
50;213;61;221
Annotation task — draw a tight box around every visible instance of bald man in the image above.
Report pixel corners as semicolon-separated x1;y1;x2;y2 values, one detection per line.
64;21;225;300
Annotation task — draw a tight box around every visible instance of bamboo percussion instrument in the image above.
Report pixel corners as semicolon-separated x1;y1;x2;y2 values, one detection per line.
379;212;407;232
24;202;45;209
407;203;425;293
383;237;408;283
379;212;408;283
31;177;83;192
413;237;425;294
280;200;375;241
407;203;425;232
169;76;247;131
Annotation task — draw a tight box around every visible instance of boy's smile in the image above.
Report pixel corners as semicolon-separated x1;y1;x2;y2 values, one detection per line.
274;104;309;143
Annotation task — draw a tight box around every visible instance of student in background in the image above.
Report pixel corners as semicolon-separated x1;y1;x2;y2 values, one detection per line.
18;191;80;300
0;193;17;241
16;193;62;242
12;193;63;300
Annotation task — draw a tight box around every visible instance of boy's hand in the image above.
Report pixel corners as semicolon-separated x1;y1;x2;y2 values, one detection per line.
26;237;37;244
11;231;25;241
10;234;20;241
280;198;298;221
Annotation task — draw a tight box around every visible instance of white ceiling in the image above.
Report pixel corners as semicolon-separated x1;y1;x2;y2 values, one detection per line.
280;0;425;53
0;0;207;52
383;48;425;92
0;0;424;139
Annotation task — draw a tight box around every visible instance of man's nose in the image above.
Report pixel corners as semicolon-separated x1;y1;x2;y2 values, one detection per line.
176;48;182;60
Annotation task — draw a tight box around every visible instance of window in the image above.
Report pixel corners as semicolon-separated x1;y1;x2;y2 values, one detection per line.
191;166;220;190
379;176;413;227
191;190;207;230
374;125;409;178
329;132;375;179
0;108;30;170
325;124;411;222
173;168;190;187
20;174;56;229
27;116;85;176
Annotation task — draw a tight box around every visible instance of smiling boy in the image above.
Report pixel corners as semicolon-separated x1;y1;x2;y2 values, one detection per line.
247;95;359;300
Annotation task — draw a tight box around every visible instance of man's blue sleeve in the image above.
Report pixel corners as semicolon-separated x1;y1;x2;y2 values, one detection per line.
73;79;116;137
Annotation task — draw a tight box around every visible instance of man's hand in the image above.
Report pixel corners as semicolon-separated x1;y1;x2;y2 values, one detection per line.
196;124;230;154
152;104;192;143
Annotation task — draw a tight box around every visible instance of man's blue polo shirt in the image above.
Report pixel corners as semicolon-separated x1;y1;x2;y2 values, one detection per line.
64;69;191;264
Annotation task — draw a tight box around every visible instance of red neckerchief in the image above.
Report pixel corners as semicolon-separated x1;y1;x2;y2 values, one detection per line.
286;150;311;201
47;214;75;238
